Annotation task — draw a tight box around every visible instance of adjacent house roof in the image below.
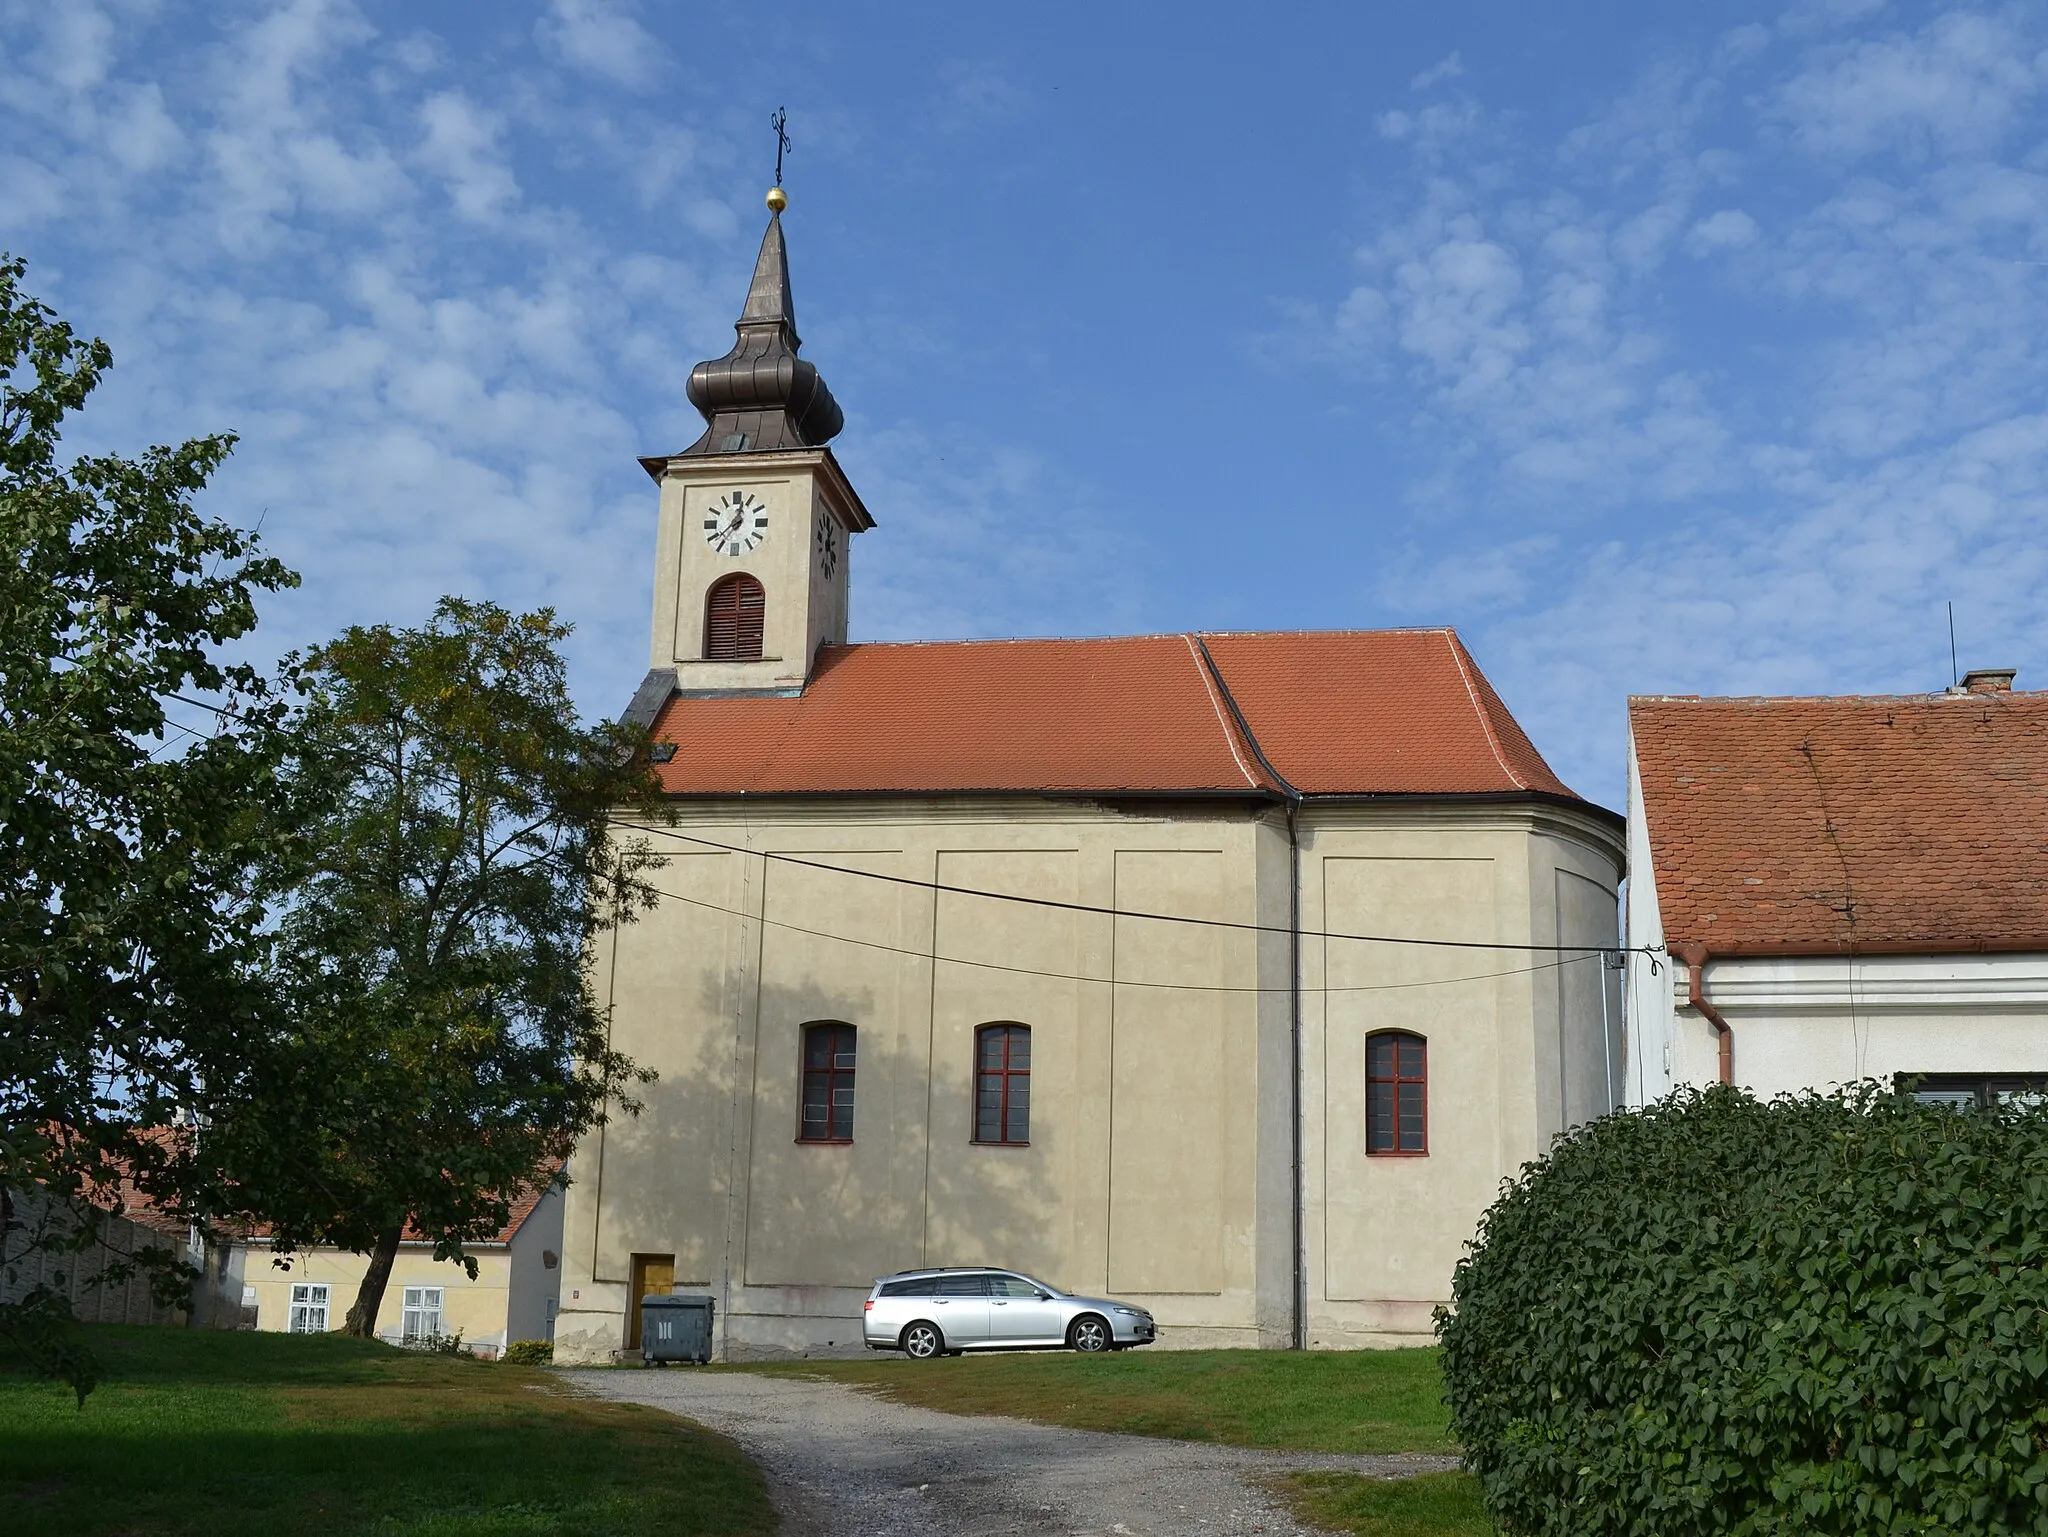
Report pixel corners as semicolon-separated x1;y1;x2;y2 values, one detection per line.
647;628;1590;804
1631;691;2048;955
236;1166;562;1250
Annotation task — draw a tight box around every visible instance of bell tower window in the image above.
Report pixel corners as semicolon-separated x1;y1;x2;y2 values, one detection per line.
704;573;765;661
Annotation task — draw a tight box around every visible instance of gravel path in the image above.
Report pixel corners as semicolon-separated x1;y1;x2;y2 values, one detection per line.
563;1366;1459;1537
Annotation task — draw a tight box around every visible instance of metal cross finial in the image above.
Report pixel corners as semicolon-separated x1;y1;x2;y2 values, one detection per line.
771;106;790;187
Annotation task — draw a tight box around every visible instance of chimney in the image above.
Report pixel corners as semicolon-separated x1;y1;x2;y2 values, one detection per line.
1960;667;2017;695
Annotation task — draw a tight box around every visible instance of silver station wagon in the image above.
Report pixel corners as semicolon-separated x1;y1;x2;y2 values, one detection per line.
863;1268;1157;1358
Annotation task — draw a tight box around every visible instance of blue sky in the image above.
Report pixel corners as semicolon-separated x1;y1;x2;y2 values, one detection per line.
6;0;2047;806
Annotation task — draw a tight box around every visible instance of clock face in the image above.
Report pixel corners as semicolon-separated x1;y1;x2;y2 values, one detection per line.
703;491;769;556
815;514;839;579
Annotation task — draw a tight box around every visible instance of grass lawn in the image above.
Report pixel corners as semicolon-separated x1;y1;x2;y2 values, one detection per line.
2;1324;772;1537
738;1345;1457;1455
1273;1470;1493;1536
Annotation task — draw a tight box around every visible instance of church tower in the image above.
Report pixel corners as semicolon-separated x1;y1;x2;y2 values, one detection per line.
639;187;872;694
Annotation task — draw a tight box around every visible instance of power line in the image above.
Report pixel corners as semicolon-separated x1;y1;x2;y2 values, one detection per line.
609;818;1653;958
609;862;1604;995
165;688;1651;964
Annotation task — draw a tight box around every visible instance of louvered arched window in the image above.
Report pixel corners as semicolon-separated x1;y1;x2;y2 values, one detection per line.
704;574;765;661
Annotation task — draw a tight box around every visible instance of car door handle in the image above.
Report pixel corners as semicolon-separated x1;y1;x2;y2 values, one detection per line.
993;1300;1008;1306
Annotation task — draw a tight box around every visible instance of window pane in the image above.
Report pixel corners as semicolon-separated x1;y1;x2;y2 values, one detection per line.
1399;1082;1426;1151
1397;1037;1424;1079
989;1275;1039;1298
935;1274;988;1296
1368;1080;1393;1119
1007;1102;1029;1142
1367;1036;1393;1079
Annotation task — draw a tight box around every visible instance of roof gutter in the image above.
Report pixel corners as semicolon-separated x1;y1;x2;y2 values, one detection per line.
1669;941;1733;1085
1190;637;1308;1352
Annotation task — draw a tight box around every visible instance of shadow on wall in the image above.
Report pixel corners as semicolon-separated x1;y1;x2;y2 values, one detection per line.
582;966;1063;1355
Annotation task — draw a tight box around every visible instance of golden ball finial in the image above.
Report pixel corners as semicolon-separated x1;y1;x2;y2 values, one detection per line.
766;186;788;213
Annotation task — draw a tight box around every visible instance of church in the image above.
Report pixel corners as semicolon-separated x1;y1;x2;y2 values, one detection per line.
554;191;1625;1362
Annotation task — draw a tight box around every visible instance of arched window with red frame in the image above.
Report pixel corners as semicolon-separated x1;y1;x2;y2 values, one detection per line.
973;1023;1031;1145
1366;1031;1427;1154
799;1022;856;1142
704;573;765;661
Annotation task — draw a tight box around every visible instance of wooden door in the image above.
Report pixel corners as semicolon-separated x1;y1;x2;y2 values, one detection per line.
627;1254;674;1350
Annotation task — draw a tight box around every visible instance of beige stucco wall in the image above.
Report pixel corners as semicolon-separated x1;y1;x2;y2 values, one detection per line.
647;449;862;692
245;1245;518;1355
558;795;1622;1363
1299;804;1622;1347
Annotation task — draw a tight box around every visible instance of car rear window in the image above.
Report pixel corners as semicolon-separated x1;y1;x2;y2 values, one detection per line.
878;1278;934;1298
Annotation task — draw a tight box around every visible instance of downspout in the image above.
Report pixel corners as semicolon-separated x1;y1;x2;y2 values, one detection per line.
1282;796;1305;1350
1190;637;1307;1351
1669;941;1733;1085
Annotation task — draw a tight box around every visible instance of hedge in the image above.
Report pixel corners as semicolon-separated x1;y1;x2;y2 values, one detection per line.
1436;1084;2048;1535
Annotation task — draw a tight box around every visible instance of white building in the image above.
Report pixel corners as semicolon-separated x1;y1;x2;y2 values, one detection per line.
1624;672;2048;1108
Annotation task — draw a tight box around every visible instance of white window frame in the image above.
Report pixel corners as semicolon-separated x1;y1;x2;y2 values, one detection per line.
401;1285;444;1343
288;1283;330;1334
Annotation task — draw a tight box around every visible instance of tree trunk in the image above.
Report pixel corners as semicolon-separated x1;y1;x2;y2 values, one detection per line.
344;1224;404;1338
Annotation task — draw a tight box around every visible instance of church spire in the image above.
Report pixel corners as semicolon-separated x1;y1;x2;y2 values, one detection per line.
680;188;844;457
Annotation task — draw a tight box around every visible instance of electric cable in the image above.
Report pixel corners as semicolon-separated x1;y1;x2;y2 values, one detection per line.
164;688;1652;968
608;815;1653;959
601;856;1606;995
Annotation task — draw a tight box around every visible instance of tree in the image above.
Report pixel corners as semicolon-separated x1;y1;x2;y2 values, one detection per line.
206;598;666;1335
0;256;296;1394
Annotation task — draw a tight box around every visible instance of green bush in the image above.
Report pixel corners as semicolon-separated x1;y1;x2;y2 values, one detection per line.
503;1338;555;1366
1437;1083;2048;1536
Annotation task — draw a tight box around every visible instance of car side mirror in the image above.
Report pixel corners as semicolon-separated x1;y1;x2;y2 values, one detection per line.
1036;1291;1052;1301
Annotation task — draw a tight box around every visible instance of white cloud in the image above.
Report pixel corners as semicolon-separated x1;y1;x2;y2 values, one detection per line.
1686;208;1759;252
1411;52;1464;92
936;58;1032;126
533;0;665;92
1314;3;2048;802
415;92;518;223
1771;10;2048;160
845;424;1148;642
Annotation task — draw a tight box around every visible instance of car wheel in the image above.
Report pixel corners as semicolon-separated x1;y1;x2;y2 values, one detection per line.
1068;1315;1112;1353
901;1321;945;1359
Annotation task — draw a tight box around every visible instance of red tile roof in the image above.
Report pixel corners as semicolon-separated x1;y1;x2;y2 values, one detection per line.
235;1166;560;1249
649;629;1586;802
1631;691;2048;955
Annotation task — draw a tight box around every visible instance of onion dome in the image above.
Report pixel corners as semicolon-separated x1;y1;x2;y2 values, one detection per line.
679;190;844;456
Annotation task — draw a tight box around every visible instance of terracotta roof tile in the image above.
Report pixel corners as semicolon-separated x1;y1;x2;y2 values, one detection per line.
1201;630;1576;796
1631;691;2048;954
651;629;1589;803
